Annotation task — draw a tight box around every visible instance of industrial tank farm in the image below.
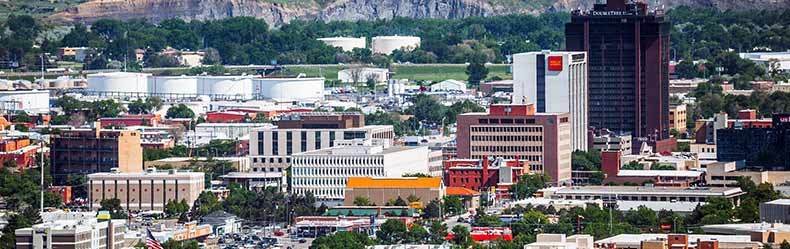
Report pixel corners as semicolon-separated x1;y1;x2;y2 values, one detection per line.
317;37;366;52
86;72;149;93
254;77;325;101
371;36;421;55
85;73;324;101
148;76;199;96
197;76;254;99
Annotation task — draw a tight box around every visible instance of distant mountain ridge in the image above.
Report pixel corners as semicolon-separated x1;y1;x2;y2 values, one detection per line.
49;0;790;25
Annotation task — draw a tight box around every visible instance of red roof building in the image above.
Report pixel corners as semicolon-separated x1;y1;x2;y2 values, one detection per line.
99;114;160;128
0;137;39;169
206;111;253;123
443;157;526;199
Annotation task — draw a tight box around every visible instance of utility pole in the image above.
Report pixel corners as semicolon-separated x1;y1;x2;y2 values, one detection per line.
40;142;45;214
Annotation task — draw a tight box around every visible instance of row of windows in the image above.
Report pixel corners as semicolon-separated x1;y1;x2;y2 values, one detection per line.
293;157;384;166
470;155;543;162
471;135;543;142
710;176;740;181
471;146;544;153
293;188;342;198
292;166;384;176
470;126;543;133
562;194;711;202
478;119;536;125
252;167;283;173
258;131;342;156
252;157;290;164
293;177;348;186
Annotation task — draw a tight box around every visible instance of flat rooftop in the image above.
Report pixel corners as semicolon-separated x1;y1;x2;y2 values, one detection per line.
702;223;790;234
295;145;417;156
549;186;743;196
617;170;703;178
596;234;753;245
88;171;204;179
763;199;790;205
220;172;283;179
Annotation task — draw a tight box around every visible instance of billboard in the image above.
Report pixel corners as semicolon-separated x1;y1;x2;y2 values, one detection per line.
548;56;563;71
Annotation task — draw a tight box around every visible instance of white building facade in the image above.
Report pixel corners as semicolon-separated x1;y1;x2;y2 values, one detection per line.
15;219;126;249
291;139;430;206
513;51;588;151
249;125;394;174
195;123;272;141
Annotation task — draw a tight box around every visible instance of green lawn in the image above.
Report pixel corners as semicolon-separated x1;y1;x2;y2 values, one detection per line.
0;0;84;20
283;64;511;82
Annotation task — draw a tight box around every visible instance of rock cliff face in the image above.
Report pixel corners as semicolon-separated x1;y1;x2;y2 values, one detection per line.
51;0;316;24
50;0;790;25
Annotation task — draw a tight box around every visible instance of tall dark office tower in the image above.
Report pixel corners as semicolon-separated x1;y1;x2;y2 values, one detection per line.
565;0;670;141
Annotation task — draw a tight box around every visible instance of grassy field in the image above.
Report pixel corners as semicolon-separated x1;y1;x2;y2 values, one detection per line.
282;64;512;82
0;0;84;20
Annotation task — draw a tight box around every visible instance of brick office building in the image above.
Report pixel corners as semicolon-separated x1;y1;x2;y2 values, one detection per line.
50;127;143;184
455;104;572;184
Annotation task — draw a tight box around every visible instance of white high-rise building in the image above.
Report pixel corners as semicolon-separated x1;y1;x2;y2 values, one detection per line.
513;51;588;151
291;139;430;206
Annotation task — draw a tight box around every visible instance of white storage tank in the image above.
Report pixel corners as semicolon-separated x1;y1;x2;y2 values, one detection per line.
371;36;421;55
87;72;149;93
317;37;366;52
254;77;325;101
197;76;254;99
337;68;389;83
148;76;199;95
0;90;50;114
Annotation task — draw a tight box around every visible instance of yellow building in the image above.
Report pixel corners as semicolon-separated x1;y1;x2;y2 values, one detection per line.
343;177;444;206
669;104;687;134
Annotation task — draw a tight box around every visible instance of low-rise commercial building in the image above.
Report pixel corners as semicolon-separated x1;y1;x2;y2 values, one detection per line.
526;234;594;249
445;187;481;211
443;158;526;199
539;186;744;212
199;211;242;236
87;168;205;211
600;151;703;187
148;222;212;242
595;234;759;249
15;219;125;249
0;136;39;169
760;199;790;223
541;186;743;204
98;114;160;128
291;139;429;206
591;130;632;155
705;161;790;187
343;177;443;206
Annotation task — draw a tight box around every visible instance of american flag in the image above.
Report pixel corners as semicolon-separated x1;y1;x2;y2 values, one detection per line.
146;228;163;249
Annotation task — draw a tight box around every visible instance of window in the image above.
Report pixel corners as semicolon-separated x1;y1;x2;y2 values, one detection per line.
272;132;279;155
315;131;322;150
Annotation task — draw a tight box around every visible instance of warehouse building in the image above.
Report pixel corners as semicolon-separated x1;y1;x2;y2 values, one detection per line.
343;177;444;207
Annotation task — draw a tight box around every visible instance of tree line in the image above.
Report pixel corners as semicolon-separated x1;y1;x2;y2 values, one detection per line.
3;7;789;71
